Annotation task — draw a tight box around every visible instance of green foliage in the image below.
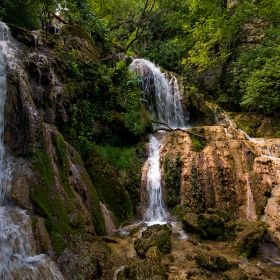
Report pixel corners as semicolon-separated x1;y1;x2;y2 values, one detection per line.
93;145;135;171
1;0;41;30
71;61;150;147
190;128;206;152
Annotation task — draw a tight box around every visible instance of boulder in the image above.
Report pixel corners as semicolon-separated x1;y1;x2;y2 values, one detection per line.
118;246;166;280
194;251;234;271
182;213;207;237
134;225;172;257
197;213;225;239
226;219;268;257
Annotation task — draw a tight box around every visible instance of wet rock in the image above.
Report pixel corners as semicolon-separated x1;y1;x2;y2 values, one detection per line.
134;225;172;257
197;213;225;239
58;236;110;280
194;251;234;271
226;219;268;257
118;246;166;280
223;268;248;280
182;213;207;237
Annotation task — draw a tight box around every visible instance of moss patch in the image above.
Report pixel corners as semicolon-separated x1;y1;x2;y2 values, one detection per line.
86;148;133;225
163;155;181;208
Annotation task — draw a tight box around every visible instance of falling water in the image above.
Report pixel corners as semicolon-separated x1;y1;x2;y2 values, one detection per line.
0;22;64;279
143;135;168;225
132;59;189;224
245;175;257;221
130;58;188;128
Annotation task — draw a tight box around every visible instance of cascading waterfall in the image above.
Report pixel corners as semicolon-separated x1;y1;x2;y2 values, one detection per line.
130;58;188;128
0;22;64;280
132;59;189;224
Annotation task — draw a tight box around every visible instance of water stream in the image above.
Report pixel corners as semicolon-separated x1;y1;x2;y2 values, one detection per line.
0;22;64;280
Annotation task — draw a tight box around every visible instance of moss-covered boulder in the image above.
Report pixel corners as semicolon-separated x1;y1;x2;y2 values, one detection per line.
58;235;111;280
206;208;230;223
182;213;207;237
225;219;268;257
197;213;225;239
194;251;234;271
118;246;166;280
134;225;172;257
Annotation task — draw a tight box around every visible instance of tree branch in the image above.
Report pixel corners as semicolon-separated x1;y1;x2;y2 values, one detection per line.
152;120;205;138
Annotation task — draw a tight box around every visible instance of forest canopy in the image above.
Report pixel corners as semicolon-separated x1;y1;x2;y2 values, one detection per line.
1;0;280;115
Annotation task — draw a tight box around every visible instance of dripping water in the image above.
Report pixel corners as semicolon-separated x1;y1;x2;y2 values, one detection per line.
0;22;64;280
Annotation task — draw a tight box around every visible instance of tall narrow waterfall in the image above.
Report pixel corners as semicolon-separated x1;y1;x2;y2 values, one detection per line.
132;59;188;224
144;135;167;225
130;58;188;129
0;22;64;280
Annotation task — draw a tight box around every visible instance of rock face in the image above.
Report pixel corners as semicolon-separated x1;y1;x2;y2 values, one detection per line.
2;23;147;279
158;122;280;249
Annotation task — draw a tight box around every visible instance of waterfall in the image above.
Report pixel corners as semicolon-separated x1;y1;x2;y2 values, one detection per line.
132;59;189;225
143;135;168;225
0;22;64;280
130;58;188;129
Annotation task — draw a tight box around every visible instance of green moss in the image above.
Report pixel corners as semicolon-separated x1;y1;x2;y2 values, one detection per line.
189;159;205;213
130;226;140;236
190;128;206;152
31;149;72;256
163;155;181;208
197;214;225;239
86;148;133;225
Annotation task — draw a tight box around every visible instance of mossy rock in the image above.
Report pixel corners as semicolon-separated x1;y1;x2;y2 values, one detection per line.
86;148;133;225
194;251;233;271
197;213;225;239
118;246;166;280
58;235;111;279
223;269;248;280
163;155;181;208
206;208;230;223
134;225;172;257
182;213;207;237
225;219;268;257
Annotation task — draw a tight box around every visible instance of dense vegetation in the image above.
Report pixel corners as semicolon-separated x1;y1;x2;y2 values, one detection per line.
1;0;280;117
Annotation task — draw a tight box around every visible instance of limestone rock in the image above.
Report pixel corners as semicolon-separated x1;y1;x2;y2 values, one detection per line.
118;246;166;280
194;251;233;271
226;219;268;257
134;225;172;257
182;213;206;237
197;213;225;239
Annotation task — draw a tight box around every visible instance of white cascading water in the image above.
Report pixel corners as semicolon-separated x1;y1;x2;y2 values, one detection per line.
130;58;188;128
0;22;64;280
131;59;189;225
144;135;167;225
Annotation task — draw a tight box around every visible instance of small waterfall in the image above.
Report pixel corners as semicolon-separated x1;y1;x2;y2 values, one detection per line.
0;22;64;279
143;135;168;225
130;58;188;128
245;175;257;221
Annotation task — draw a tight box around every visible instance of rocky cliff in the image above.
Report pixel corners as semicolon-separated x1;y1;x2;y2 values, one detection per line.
3;23;150;279
155;116;280;247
